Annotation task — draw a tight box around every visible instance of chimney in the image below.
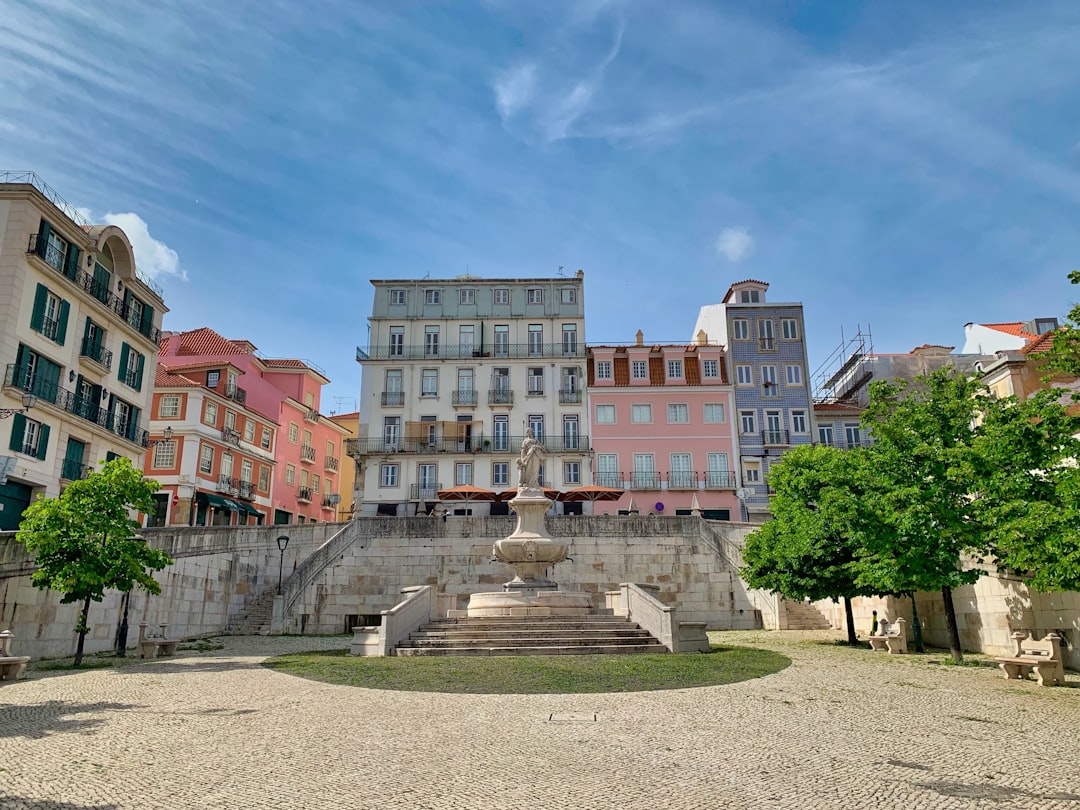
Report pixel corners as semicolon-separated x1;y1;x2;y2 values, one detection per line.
635;329;644;346
576;269;584;279
695;329;708;345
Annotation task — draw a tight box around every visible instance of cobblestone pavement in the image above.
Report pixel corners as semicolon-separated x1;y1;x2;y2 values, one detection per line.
1;631;1078;810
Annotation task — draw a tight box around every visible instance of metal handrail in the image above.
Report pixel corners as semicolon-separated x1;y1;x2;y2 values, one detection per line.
356;342;587;361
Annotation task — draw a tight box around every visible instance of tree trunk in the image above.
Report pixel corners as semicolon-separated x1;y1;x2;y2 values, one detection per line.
941;585;962;663
909;592;925;653
73;596;92;668
843;596;858;646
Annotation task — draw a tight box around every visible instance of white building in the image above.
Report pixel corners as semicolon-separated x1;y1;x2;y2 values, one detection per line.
959;319;1058;356
352;273;589;516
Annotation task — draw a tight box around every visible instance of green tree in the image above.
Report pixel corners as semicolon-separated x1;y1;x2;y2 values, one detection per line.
741;444;875;645
1035;269;1080;376
17;458;172;666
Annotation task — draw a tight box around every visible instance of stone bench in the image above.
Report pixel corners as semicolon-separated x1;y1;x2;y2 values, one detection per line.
137;622;180;660
996;631;1065;687
867;617;908;654
0;630;31;681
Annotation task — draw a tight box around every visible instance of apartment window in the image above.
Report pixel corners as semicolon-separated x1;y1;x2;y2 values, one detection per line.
595;404;615;424
791;410;808;433
459;325;476;355
159;395;180;418
563;415;579;450
631;404;652;424
385;369;403;398
667;359;684;379
301;429;312;449
204;401;218;426
199;444;214;474
30;285;68;344
312;473;320;493
285;464;296;485
564;462;580;485
596;360;612;380
459;288;475;305
326;440;336;457
786;365;803;386
596;453;618;487
493;324;509;356
781;318;799;340
670;453;692;487
221;452;234;481
207;370;220;388
455;462;473;486
739;289;761;303
743;461;761;482
258;465;270;492
492;462;509;486
631;360;648;380
527;367;544;395
225;410;237;432
527;288;543;304
493;288;509;305
703;359;719;378
390;289;406;305
288;422;299;443
424;325;440;356
740;411;756;434
759;319;775;349
119;344;145;391
40;226;68;270
422;369;439;396
417;463;436;495
667;403;689;423
561;288;577;304
703;403;726;423
732;319;749;340
845;424;862;447
380;464;399;487
384;416;401;448
11;416;46;459
242;459;254;485
261;427;272;450
421;415;437;446
304;391;314;408
152;441;175;469
493;415;509;451
736;365;753;385
244;419;256;443
819;425;835;446
761;365;779;396
528;324;543;356
632;454;656;488
424;289;441;305
299;469;309;488
561;324;578;354
528;415;544;441
388;326;404;356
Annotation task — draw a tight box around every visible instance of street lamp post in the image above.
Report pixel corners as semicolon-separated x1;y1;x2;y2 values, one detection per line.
276;534;290;595
116;534;146;657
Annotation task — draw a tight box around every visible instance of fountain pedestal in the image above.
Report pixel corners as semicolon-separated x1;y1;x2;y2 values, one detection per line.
464;487;592;618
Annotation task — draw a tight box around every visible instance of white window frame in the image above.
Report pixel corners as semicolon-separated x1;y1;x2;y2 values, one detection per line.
151;440;174;469
667;359;683;379
732;319;750;340
493;288;509;305
159;395;180;418
631;360;648;380
631;404;652;424
594;404;616;424
781;318;799;339
527;287;543;305
492;462;509;487
736;365;753;386
596;453;618;487
261;427;272;450
288;422;299;443
527;367;544;395
739;411;756;434
791;410;808;434
560;288;577;304
424;289;441;305
786;365;803;386
422;369;439;397
390;289;406;305
459;288;475;305
199;444;214;474
703;403;726;423
380;463;399;488
564;461;580;485
204;400;218;426
743;461;761;482
667;403;689;424
762;365;779;396
702;359;719;378
244;419;256;443
596;360;612;380
285;463;296;485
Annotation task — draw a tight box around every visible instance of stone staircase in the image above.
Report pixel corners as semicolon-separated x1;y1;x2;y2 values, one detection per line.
393;615;669;656
781;600;832;630
225;591;277;635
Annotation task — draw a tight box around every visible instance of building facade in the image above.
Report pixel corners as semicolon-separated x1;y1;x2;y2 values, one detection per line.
327;410;359;519
0;173;167;529
353;273;589;516
586;334;737;518
692;280;814;520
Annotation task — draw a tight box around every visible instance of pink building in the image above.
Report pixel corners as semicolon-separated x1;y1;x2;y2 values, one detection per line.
152;328;350;525
587;336;738;519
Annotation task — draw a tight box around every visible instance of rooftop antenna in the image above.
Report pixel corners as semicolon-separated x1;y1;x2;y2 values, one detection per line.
557;265;565;276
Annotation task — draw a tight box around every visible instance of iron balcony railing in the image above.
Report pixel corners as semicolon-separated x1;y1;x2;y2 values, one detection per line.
488;389;513;405
225;384;247;405
300;444;316;463
221;428;241;446
381;391;404;407
666;472;699;490
595;472;622;488
321;496;336;509
60;458;92;481
344;438;360;457
325;455;339;472
356;342;587;361
559;389;582;404
762;429;790;446
594;471;738;490
452;390;478;406
122;367;139;389
704;471;738;489
40;315;59;341
629;473;661;490
815;437;873;450
219;475;256;501
345;435;591;456
297;486;313;502
759;337;775;351
80;337;112;369
304;408;319;423
410;483;443;500
4;363;149;446
27;234;161;343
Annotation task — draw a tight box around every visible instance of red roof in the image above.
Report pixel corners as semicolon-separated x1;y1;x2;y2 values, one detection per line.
981;322;1038;340
154;369;202;388
1021;331;1056;355
722;279;769;303
160;327;250;357
261;358;309;369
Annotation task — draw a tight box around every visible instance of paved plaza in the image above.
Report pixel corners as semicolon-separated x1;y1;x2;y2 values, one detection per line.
1;631;1078;810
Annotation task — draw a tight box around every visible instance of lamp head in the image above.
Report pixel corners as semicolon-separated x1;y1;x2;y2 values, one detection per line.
276;534;290;552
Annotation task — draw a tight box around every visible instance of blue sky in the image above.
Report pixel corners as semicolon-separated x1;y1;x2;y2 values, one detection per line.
2;0;1078;410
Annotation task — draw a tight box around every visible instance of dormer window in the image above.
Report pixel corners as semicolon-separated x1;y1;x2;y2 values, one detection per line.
390;289;406;305
425;289;441;305
207;370;220;388
739;290;761;303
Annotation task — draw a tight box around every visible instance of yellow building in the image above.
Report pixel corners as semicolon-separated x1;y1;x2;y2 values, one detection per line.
328;411;359;518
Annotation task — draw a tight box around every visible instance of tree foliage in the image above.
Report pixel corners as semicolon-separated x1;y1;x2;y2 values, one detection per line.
1034;269;1080;377
17;458;173;664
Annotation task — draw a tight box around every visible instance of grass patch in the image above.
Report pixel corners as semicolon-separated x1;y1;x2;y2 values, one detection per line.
34;660;117;672
262;645;791;694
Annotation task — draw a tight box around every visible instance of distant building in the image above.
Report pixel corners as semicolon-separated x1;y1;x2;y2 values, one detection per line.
959;318;1059;356
353;273;589;516
327;410;359;519
692;279;814;521
587;331;737;519
0;172;167;529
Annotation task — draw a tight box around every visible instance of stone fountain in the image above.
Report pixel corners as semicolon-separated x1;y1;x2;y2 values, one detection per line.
465;431;592;617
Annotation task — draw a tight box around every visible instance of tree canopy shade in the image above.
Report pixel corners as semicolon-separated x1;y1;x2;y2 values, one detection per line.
741;444;876;644
17;457;172;666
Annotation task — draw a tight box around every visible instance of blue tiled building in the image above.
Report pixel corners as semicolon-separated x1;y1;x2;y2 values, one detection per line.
692;280;815;520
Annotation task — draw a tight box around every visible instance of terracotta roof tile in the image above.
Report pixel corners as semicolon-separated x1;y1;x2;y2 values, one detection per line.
1021;331;1056;355
648;356;665;386
161;327;251;357
154;368;202;388
261;358;309;369
981;322;1038;340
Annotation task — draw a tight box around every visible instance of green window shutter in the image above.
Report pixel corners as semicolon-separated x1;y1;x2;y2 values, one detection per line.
36;220;52;260
8;413;26;453
93;263;111;303
39;357;61;404
119;343;130;385
36;423;50;461
141;304;155;335
134;352;145;392
74;374;85;417
30;284;47;332
64;245;80;280
55;299;70;346
129;406;141;442
106;451;120;462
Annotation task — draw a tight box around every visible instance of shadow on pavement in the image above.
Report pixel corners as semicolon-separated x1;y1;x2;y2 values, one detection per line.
0;700;143;739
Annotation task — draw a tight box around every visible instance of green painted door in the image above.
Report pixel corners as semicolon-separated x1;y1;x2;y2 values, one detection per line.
0;480;33;531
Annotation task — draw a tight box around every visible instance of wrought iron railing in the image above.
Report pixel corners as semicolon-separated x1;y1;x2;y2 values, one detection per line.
344;435;591;455
666;472;699;490
761;430;790;445
559;389;582;404
452;390;477;406
325;456;339;472
704;471;737;489
759;337;775;351
356;342;587;361
592;471;737;490
344;438;359;457
488;389;513;405
221;428;241;446
815;436;873;450
60;458;92;481
297;486;313;502
300;444;316;463
219;475;256;500
225;384;247;405
80;337;112;369
381;391;404;407
409;483;442;500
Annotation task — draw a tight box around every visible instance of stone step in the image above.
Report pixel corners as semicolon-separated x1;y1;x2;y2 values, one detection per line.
395;643;667;657
414;628;654;640
403;635;656;648
419;618;630;632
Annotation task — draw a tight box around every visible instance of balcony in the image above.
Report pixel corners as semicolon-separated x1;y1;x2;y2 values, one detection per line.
381;391;404;407
488;389;513;406
343;435;591;456
297;486;313;503
304;408;320;423
225;383;247;406
344;438;360;457
60;457;91;481
80;337;112;370
325;455;339;472
321;495;336;509
452;390;478;407
559;389;582;404
666;472;699;490
4;363;148;446
704;471;737;489
356;342;587;361
221;428;241;447
41;315;60;341
629;473;661;490
300;444;316;463
410;483;442;500
762;429;790;446
526;384;544;397
219;475;256;501
816;437;873;450
595;472;622;488
759;337;775;351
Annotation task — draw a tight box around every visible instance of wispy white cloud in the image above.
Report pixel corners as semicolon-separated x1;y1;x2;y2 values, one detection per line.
102;212;187;282
716;227;754;263
494;63;537;121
